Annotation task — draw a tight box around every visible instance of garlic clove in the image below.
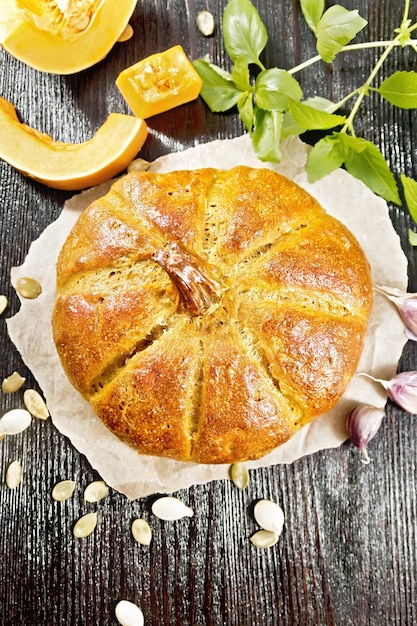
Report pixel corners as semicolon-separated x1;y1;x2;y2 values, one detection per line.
362;371;417;415
375;285;417;339
345;403;385;463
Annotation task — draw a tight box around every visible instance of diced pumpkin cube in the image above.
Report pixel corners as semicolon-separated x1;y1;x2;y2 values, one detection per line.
116;45;203;119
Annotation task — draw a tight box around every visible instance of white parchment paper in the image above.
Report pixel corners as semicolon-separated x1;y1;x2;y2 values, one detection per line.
7;135;408;499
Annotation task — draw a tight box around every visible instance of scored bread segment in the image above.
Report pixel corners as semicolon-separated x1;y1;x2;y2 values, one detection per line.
52;166;373;464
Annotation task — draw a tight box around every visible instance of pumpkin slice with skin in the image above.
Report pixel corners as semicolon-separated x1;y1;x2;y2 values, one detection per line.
0;0;137;74
0;96;148;191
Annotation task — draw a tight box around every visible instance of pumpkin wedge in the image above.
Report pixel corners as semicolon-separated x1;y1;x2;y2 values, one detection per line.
0;96;148;190
0;0;137;74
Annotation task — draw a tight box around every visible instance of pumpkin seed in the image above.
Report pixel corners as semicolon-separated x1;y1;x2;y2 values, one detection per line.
196;10;215;36
253;499;285;536
0;408;31;436
131;518;152;545
250;529;279;549
23;389;50;420
115;600;144;626
6;460;23;489
73;512;98;538
52;480;76;502
83;480;109;503
127;157;151;173
15;276;42;299
230;462;249;490
2;371;26;393
151;496;194;521
117;23;134;42
0;295;7;315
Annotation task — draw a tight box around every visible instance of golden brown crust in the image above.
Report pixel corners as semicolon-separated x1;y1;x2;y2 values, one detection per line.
52;166;373;464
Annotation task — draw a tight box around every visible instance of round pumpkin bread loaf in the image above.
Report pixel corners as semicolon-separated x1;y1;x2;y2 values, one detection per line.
52;166;373;464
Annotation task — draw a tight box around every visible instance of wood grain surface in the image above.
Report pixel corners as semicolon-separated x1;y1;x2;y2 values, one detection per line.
1;1;417;624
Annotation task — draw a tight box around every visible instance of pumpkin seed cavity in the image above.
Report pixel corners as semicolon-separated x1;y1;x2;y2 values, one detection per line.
6;460;23;489
52;480;76;502
151;496;194;521
84;480;108;502
23;389;50;420
73;511;98;538
131;518;152;545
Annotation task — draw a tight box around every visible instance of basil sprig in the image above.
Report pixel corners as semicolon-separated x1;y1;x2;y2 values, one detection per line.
193;0;417;239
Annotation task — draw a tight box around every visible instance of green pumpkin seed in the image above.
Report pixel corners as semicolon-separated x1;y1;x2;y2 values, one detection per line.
15;276;42;299
52;480;76;502
127;157;150;173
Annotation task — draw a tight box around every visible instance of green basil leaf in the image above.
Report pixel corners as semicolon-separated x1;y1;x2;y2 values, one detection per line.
255;68;303;111
193;59;241;112
303;95;338;113
237;92;254;132
287;99;346;130
223;0;268;66
252;108;283;162
300;0;324;35
316;6;367;63
408;229;417;246
376;71;417;109
342;137;401;205
232;57;252;92
281;111;304;139
306;134;345;182
401;174;417;222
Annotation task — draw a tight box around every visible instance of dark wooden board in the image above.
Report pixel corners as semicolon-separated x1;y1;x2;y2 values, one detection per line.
1;1;417;624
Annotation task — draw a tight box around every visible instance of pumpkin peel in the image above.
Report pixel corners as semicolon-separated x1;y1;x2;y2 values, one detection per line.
0;96;148;190
0;0;137;74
